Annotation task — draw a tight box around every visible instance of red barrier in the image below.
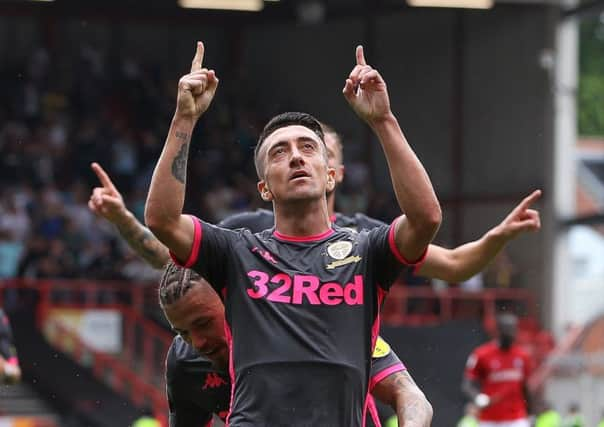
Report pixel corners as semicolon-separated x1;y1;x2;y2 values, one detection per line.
0;279;171;426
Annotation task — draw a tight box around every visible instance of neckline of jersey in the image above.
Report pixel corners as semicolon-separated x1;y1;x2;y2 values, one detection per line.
273;227;335;242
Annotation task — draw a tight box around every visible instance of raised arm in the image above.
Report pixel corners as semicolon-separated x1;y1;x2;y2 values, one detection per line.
343;46;441;262
373;370;433;427
88;162;170;269
144;42;219;262
418;190;542;283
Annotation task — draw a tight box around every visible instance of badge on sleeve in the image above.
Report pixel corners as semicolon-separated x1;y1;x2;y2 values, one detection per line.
372;336;391;358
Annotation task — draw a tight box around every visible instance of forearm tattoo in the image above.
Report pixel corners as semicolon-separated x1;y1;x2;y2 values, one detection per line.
171;132;190;184
117;221;170;269
390;371;433;427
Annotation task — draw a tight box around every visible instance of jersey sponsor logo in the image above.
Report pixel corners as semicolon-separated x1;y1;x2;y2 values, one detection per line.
246;271;364;305
202;373;228;390
488;369;523;382
372;336;391;358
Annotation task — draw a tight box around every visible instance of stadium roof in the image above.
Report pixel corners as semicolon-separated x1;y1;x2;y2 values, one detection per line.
1;0;602;24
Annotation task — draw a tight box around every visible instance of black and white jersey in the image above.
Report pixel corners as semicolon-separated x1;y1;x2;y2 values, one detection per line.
171;215;422;427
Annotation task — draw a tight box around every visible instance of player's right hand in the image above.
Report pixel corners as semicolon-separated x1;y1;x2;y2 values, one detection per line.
175;41;219;121
88;162;128;225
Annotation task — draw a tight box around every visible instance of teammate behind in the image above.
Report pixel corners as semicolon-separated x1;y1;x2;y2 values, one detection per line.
462;313;533;427
0;308;21;384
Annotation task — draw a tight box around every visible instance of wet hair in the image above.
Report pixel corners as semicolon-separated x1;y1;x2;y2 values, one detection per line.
158;262;203;308
254;112;325;179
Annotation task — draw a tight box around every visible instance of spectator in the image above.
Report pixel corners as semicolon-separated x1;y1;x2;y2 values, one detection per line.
457;403;479;427
535;401;561;427
562;403;585;427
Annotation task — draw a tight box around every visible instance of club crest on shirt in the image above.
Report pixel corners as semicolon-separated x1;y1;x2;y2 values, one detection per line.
327;241;353;260
372;337;391;358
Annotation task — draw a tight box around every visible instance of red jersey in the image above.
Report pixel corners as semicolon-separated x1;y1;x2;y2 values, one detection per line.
464;341;531;421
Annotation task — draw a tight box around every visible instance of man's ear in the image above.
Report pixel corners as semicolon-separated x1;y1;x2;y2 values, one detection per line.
326;167;336;193
257;180;273;202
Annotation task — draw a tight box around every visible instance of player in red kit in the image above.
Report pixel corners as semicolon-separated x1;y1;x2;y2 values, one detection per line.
462;314;533;427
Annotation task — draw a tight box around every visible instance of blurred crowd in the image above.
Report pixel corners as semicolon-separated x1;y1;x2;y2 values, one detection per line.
0;44;391;283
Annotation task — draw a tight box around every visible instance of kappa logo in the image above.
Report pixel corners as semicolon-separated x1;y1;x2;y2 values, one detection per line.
251;246;278;264
202;373;227;390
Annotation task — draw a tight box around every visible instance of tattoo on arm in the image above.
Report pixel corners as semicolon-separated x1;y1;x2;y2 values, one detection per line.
117;221;171;269
171;132;190;183
379;370;433;427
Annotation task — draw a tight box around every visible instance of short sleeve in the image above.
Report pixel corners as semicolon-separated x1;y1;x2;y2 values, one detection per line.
464;351;482;381
369;337;406;391
366;216;428;290
169;216;239;293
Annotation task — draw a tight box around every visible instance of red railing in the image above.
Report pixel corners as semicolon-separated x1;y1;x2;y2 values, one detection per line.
0;279;172;425
382;285;537;331
45;318;168;426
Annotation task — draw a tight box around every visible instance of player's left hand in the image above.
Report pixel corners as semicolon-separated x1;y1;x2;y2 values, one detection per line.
495;189;542;240
343;45;391;125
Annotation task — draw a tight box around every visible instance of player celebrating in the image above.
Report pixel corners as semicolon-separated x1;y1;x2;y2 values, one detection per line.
90;134;539;427
462;314;533;427
89;162;432;427
160;264;421;427
145;42;441;426
0;308;21;384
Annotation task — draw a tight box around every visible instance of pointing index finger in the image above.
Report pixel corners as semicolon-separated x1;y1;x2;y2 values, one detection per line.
517;189;542;211
91;162;117;192
190;41;205;73
356;45;366;66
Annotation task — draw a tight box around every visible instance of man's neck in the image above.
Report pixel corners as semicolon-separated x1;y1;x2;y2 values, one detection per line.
274;198;331;237
326;192;336;218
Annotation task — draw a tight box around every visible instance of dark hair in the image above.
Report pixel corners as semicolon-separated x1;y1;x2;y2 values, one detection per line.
158;262;203;307
320;122;343;162
254;112;325;178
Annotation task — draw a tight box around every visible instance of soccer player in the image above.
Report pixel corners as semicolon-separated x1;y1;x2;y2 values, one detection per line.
462;313;533;427
90;133;539;427
89;163;431;427
160;264;418;427
0;308;21;384
145;42;441;426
